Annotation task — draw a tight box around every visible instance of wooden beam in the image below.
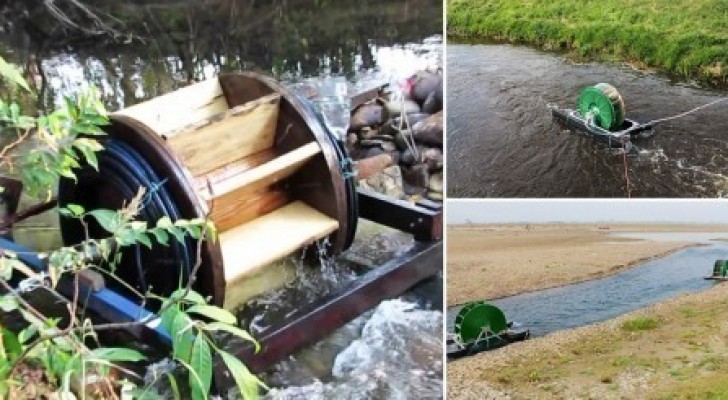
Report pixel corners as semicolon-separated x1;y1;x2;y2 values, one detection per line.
168;93;281;176
199;142;320;201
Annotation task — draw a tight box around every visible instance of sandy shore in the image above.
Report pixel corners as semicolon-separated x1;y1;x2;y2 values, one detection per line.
447;223;728;399
448;282;728;399
446;224;728;306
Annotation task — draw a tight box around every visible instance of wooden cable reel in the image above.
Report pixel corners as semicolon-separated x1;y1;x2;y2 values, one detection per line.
57;72;356;310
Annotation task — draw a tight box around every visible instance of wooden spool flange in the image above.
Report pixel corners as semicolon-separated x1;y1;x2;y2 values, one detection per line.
57;72;353;309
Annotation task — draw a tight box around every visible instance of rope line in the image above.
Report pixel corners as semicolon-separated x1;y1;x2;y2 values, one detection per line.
622;140;632;198
645;97;728;126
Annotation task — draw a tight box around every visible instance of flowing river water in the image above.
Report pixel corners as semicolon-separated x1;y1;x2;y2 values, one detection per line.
447;232;725;339
447;41;728;198
0;1;443;397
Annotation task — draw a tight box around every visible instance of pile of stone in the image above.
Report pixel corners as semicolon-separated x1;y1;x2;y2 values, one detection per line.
348;69;443;201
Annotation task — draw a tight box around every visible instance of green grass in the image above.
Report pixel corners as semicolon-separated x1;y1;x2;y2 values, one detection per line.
620;316;659;331
447;0;728;84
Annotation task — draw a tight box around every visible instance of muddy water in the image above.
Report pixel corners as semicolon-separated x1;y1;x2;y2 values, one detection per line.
447;42;728;198
447;237;724;338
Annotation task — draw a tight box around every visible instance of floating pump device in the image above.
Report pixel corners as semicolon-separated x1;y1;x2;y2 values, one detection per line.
550;83;653;149
57;72;358;310
447;301;529;359
707;259;728;281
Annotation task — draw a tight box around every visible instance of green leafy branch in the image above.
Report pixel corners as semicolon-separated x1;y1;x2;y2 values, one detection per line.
0;55;108;201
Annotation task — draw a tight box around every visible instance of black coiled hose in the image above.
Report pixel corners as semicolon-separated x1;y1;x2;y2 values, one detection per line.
58;139;195;301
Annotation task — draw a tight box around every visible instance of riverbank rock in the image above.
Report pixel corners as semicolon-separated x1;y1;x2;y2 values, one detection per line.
408;70;443;112
350;102;388;131
357;154;394;180
360;166;405;198
348;68;443;202
386;99;421;117
412;111;443;147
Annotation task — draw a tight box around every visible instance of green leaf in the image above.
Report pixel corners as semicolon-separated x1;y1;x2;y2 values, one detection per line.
0;295;18;313
189;334;212;400
205;221;218;243
1;328;21;360
171;312;194;363
187;305;237;325
166;372;181;400
18;325;37;344
170;288;206;305
149;228;170;246
77;144;99;171
136;233;153;249
204;323;260;353
87;209;122;233
65;204;85;217
159;305;180;334
0;258;25;280
168;227;186;245
0;57;30;92
176;360;205;400
156;216;173;229
90;347;146;363
218;350;266;399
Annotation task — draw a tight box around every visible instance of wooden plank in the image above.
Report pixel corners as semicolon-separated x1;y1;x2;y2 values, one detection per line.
168;93;281;176
208;189;290;232
192;148;276;192
220;201;339;305
198;142;321;201
115;79;229;135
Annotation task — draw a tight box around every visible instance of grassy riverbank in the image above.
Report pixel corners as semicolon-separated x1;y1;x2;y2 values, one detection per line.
447;0;728;84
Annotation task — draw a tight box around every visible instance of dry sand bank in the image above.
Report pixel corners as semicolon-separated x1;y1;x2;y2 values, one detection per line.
446;224;728;306
448;282;728;399
447;223;728;399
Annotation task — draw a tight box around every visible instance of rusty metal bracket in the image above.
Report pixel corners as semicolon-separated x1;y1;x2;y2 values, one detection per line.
357;188;442;241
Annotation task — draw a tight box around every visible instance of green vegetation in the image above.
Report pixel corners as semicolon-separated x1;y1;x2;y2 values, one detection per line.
620;316;659;331
0;57;263;398
447;0;728;84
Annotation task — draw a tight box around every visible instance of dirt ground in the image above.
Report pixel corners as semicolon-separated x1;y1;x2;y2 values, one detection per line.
447;223;728;399
446;224;728;306
448;282;728;399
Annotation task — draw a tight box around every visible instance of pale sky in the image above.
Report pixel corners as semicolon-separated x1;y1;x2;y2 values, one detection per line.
447;200;728;224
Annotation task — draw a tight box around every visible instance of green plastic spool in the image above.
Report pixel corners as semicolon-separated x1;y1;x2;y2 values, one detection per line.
714;260;728;277
576;83;625;131
454;301;508;343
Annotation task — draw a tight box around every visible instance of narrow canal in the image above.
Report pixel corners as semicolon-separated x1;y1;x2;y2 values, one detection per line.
448;233;725;338
447;42;728;198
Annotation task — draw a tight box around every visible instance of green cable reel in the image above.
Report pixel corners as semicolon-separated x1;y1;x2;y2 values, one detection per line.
454;301;508;343
576;83;626;131
713;260;728;277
